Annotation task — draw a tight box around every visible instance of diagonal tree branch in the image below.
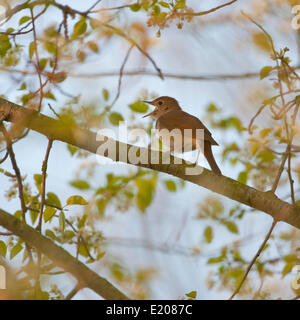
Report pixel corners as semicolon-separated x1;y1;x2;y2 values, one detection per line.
0;208;130;300
1;97;300;230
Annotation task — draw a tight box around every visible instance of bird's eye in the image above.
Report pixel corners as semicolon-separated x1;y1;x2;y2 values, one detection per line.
158;101;163;106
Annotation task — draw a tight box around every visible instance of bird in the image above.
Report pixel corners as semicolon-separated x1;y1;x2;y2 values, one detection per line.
142;96;222;175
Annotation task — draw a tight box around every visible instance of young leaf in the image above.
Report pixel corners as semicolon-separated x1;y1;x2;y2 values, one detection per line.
72;19;87;38
130;3;141;11
0;34;12;57
78;243;89;257
30;209;39;225
237;171;248;184
102;88;109;101
164;180;177;192
70;180;90;190
159;2;170;8
223;221;239;234
109;112;124;126
260;66;273;80
19;16;31;25
59;211;65;233
29;41;36;59
185;291;197;299
97;198;107;216
46;192;61;208
67;144;78;156
66;195;88;205
175;0;186;9
203;226;213;243
0;240;7;257
43;206;57;223
129;101;148;113
10;243;23;260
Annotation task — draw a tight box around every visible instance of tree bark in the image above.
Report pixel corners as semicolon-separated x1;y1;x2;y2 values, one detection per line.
1;97;300;230
0;208;129;300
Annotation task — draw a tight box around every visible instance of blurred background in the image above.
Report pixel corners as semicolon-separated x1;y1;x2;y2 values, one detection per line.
0;0;300;300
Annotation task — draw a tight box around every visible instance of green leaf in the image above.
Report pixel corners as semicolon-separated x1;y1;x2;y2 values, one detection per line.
109;112;124;126
64;230;75;240
257;150;276;163
136;176;157;212
159;2;170;8
175;0;186;9
259;128;272;138
203;226;213;243
223;221;239;234
70;180;90;190
30;209;38;225
67;144;78;156
207;255;224;264
45;41;56;54
6;28;15;34
34;174;42;192
45;229;57;241
130;3;141;11
0;34;12;57
72;18;87;38
59;211;65;233
66;195;88;205
18;82;27;91
78;243;89;257
97;198;107;216
129;101;148;113
43;206;57;223
19;16;31;25
0;240;7;257
14;210;22;220
39;58;48;71
283;254;298;263
102;88;109;101
185;290;197;299
10;243;23;260
260;66;273;80
46;192;61;208
29;41;36;59
206;103;220;113
282;262;294;277
164;180;177;192
237;171;248;184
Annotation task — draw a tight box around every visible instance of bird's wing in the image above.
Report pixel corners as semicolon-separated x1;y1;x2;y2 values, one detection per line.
157;111;219;145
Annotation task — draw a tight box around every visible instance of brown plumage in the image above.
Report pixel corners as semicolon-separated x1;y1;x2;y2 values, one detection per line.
143;96;222;175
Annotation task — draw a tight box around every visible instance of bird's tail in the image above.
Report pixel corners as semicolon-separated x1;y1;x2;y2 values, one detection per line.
204;140;222;175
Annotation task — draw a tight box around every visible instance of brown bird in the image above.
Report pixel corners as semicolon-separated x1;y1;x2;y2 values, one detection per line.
142;96;222;175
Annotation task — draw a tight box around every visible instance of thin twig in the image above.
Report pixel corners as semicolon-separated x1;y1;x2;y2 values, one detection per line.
103;23;164;80
110;45;134;109
0;125;27;222
183;0;237;17
37;139;54;232
229;220;277;300
30;7;44;112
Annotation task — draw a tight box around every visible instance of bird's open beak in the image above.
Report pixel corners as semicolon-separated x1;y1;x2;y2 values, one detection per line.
142;100;155;118
142;100;153;104
142;110;156;118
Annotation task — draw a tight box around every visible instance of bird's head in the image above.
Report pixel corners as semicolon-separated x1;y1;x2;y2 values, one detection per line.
142;96;181;119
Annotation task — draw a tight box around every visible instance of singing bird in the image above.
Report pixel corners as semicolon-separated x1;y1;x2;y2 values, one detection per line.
142;96;222;175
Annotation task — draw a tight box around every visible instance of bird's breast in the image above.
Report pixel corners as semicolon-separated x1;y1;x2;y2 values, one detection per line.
155;120;196;153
